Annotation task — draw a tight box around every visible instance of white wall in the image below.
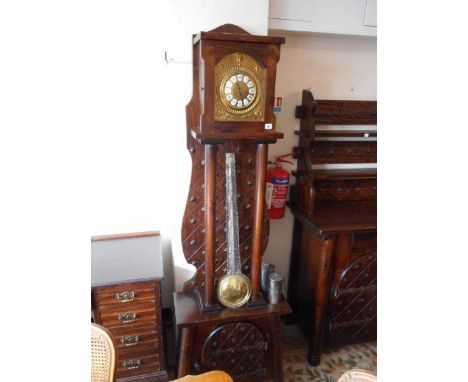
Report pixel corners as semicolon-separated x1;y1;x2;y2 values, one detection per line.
263;31;377;293
93;0;269;306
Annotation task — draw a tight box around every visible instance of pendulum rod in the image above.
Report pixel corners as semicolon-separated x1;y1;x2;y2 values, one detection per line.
225;152;241;275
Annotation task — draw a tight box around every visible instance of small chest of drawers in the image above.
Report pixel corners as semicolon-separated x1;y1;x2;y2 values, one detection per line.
92;279;168;382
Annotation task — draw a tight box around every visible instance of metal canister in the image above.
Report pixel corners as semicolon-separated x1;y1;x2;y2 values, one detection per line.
261;263;275;292
268;272;283;304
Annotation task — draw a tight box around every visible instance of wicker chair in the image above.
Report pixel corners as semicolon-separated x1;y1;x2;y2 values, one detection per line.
91;323;116;382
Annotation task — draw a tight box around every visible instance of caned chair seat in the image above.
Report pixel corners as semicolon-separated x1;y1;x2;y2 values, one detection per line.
338;369;377;382
91;323;116;382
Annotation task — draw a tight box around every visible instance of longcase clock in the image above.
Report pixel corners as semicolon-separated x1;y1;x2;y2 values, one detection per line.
174;24;290;382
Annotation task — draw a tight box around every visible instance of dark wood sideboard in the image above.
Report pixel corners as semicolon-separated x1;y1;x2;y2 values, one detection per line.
91;232;168;382
288;90;377;366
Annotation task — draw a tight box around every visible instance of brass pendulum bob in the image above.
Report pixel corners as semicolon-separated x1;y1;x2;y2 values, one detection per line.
217;152;252;308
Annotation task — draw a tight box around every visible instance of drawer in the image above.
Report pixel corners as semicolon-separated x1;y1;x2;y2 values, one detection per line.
99;304;157;329
117;339;160;361
112;327;161;352
94;281;159;308
116;352;161;378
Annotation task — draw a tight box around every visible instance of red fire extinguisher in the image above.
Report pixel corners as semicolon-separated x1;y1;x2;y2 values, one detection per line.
266;153;294;219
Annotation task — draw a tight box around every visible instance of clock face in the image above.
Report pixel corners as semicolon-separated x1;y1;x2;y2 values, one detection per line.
222;73;257;110
215;52;265;121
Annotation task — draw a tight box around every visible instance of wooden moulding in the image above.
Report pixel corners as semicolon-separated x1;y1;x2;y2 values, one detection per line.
195;23;285;45
91;231;160;241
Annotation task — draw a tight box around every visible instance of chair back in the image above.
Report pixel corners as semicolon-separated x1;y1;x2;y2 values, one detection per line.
91;323;116;382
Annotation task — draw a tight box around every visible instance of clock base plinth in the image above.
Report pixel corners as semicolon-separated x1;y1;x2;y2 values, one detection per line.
194;288;222;313
174;291;291;382
247;295;267;307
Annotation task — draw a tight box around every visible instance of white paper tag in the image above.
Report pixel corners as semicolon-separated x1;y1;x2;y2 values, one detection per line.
265;123;272;130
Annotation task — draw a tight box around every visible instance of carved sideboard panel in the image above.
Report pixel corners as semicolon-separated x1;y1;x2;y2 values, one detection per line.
328;239;377;345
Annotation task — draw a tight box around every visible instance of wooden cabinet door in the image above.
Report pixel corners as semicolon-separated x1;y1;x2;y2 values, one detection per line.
327;232;377;345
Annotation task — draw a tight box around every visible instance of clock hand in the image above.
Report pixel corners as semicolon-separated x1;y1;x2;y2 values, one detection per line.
236;82;244;99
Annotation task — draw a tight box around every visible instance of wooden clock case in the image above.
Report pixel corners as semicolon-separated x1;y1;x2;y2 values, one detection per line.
186;24;284;143
174;25;290;382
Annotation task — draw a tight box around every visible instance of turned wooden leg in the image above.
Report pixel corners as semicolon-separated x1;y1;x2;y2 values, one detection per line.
271;316;284;382
177;327;194;378
307;238;334;367
307;351;322;367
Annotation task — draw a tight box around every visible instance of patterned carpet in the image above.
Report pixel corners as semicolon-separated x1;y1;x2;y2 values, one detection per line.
283;341;377;382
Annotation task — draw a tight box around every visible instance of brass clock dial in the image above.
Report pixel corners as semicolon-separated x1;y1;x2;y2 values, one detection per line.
215;52;265;121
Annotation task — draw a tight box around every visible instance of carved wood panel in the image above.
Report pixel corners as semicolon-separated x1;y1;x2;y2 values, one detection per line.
328;250;377;345
181;134;269;294
313;100;377;125
197;321;269;380
308;141;377;164
202;322;269;379
314;178;377;202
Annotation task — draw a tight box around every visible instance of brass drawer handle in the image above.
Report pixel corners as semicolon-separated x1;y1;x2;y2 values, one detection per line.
120;335;139;346
118;312;137;323
122;359;141;370
115;290;136;302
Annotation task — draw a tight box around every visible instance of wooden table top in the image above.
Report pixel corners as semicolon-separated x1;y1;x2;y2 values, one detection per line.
290;200;377;238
